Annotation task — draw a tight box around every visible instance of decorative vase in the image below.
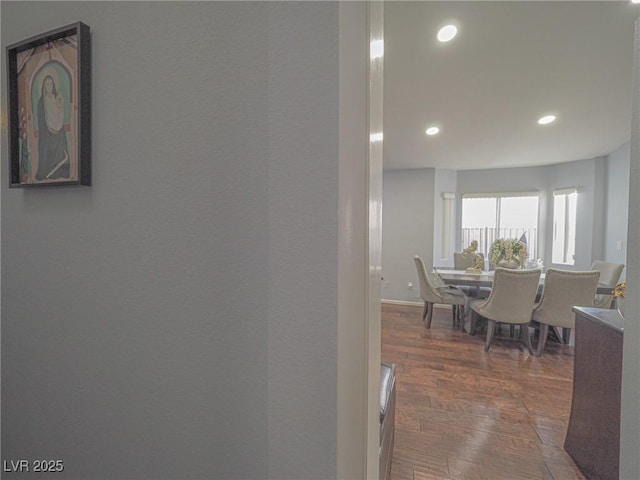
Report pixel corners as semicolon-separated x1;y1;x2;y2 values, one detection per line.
616;296;626;317
497;258;520;269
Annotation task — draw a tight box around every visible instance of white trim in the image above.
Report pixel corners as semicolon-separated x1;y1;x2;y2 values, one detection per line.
553;187;578;196
441;192;455;199
620;16;640;479
462;191;540;199
337;3;371;479
382;299;422;306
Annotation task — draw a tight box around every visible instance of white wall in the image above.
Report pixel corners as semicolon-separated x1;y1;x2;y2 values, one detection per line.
2;2;360;479
605;142;631;277
382;168;435;302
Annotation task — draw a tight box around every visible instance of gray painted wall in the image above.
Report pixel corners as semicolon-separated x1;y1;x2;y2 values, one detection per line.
382;168;435;302
2;2;340;478
266;3;339;478
605;143;631;277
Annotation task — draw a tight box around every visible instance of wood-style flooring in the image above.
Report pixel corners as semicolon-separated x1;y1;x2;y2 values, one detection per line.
382;302;586;480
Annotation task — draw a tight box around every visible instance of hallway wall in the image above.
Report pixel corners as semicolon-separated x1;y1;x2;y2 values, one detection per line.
1;2;343;478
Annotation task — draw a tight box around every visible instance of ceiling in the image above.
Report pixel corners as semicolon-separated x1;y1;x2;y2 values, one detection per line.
383;1;639;171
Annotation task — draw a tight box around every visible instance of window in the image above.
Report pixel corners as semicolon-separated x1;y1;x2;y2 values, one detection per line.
461;193;539;261
552;188;577;265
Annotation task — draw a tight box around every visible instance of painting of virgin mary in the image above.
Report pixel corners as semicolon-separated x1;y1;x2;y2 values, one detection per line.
7;22;90;187
35;73;71;180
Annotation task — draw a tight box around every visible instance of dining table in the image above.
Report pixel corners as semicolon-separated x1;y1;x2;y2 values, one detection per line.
434;268;614;295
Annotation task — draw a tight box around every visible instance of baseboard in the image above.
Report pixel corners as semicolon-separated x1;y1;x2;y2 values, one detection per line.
381;299;452;309
381;299;422;307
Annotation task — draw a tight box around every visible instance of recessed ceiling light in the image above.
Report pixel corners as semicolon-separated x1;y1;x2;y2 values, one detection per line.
537;115;556;125
632;0;640;4
437;25;458;43
426;127;440;136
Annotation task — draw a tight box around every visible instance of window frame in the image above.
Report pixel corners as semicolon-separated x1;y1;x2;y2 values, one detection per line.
460;191;540;261
551;188;578;266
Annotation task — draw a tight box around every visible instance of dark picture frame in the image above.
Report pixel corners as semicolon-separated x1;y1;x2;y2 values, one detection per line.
6;22;91;187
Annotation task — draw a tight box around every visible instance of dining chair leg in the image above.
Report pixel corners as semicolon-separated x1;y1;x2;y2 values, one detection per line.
562;327;571;344
451;305;456;325
553;326;564;344
426;302;434;329
470;310;478;336
458;305;465;327
422;301;428;320
484;320;496;352
536;323;549;357
522;323;534;355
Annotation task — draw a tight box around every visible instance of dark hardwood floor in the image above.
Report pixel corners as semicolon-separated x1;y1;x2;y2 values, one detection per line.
382;302;586;480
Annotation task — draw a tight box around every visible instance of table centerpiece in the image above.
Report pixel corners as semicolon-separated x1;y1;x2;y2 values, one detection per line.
489;237;528;269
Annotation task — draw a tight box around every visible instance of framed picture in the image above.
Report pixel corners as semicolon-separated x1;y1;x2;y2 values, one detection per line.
6;22;91;187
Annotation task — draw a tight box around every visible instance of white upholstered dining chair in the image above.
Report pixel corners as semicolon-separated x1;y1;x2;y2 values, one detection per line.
470;268;541;353
414;255;467;329
532;268;600;356
454;252;484;269
591;260;625;308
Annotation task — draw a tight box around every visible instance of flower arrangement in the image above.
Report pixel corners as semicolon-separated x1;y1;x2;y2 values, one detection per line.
613;282;626;316
612;282;626;299
489;238;528;267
